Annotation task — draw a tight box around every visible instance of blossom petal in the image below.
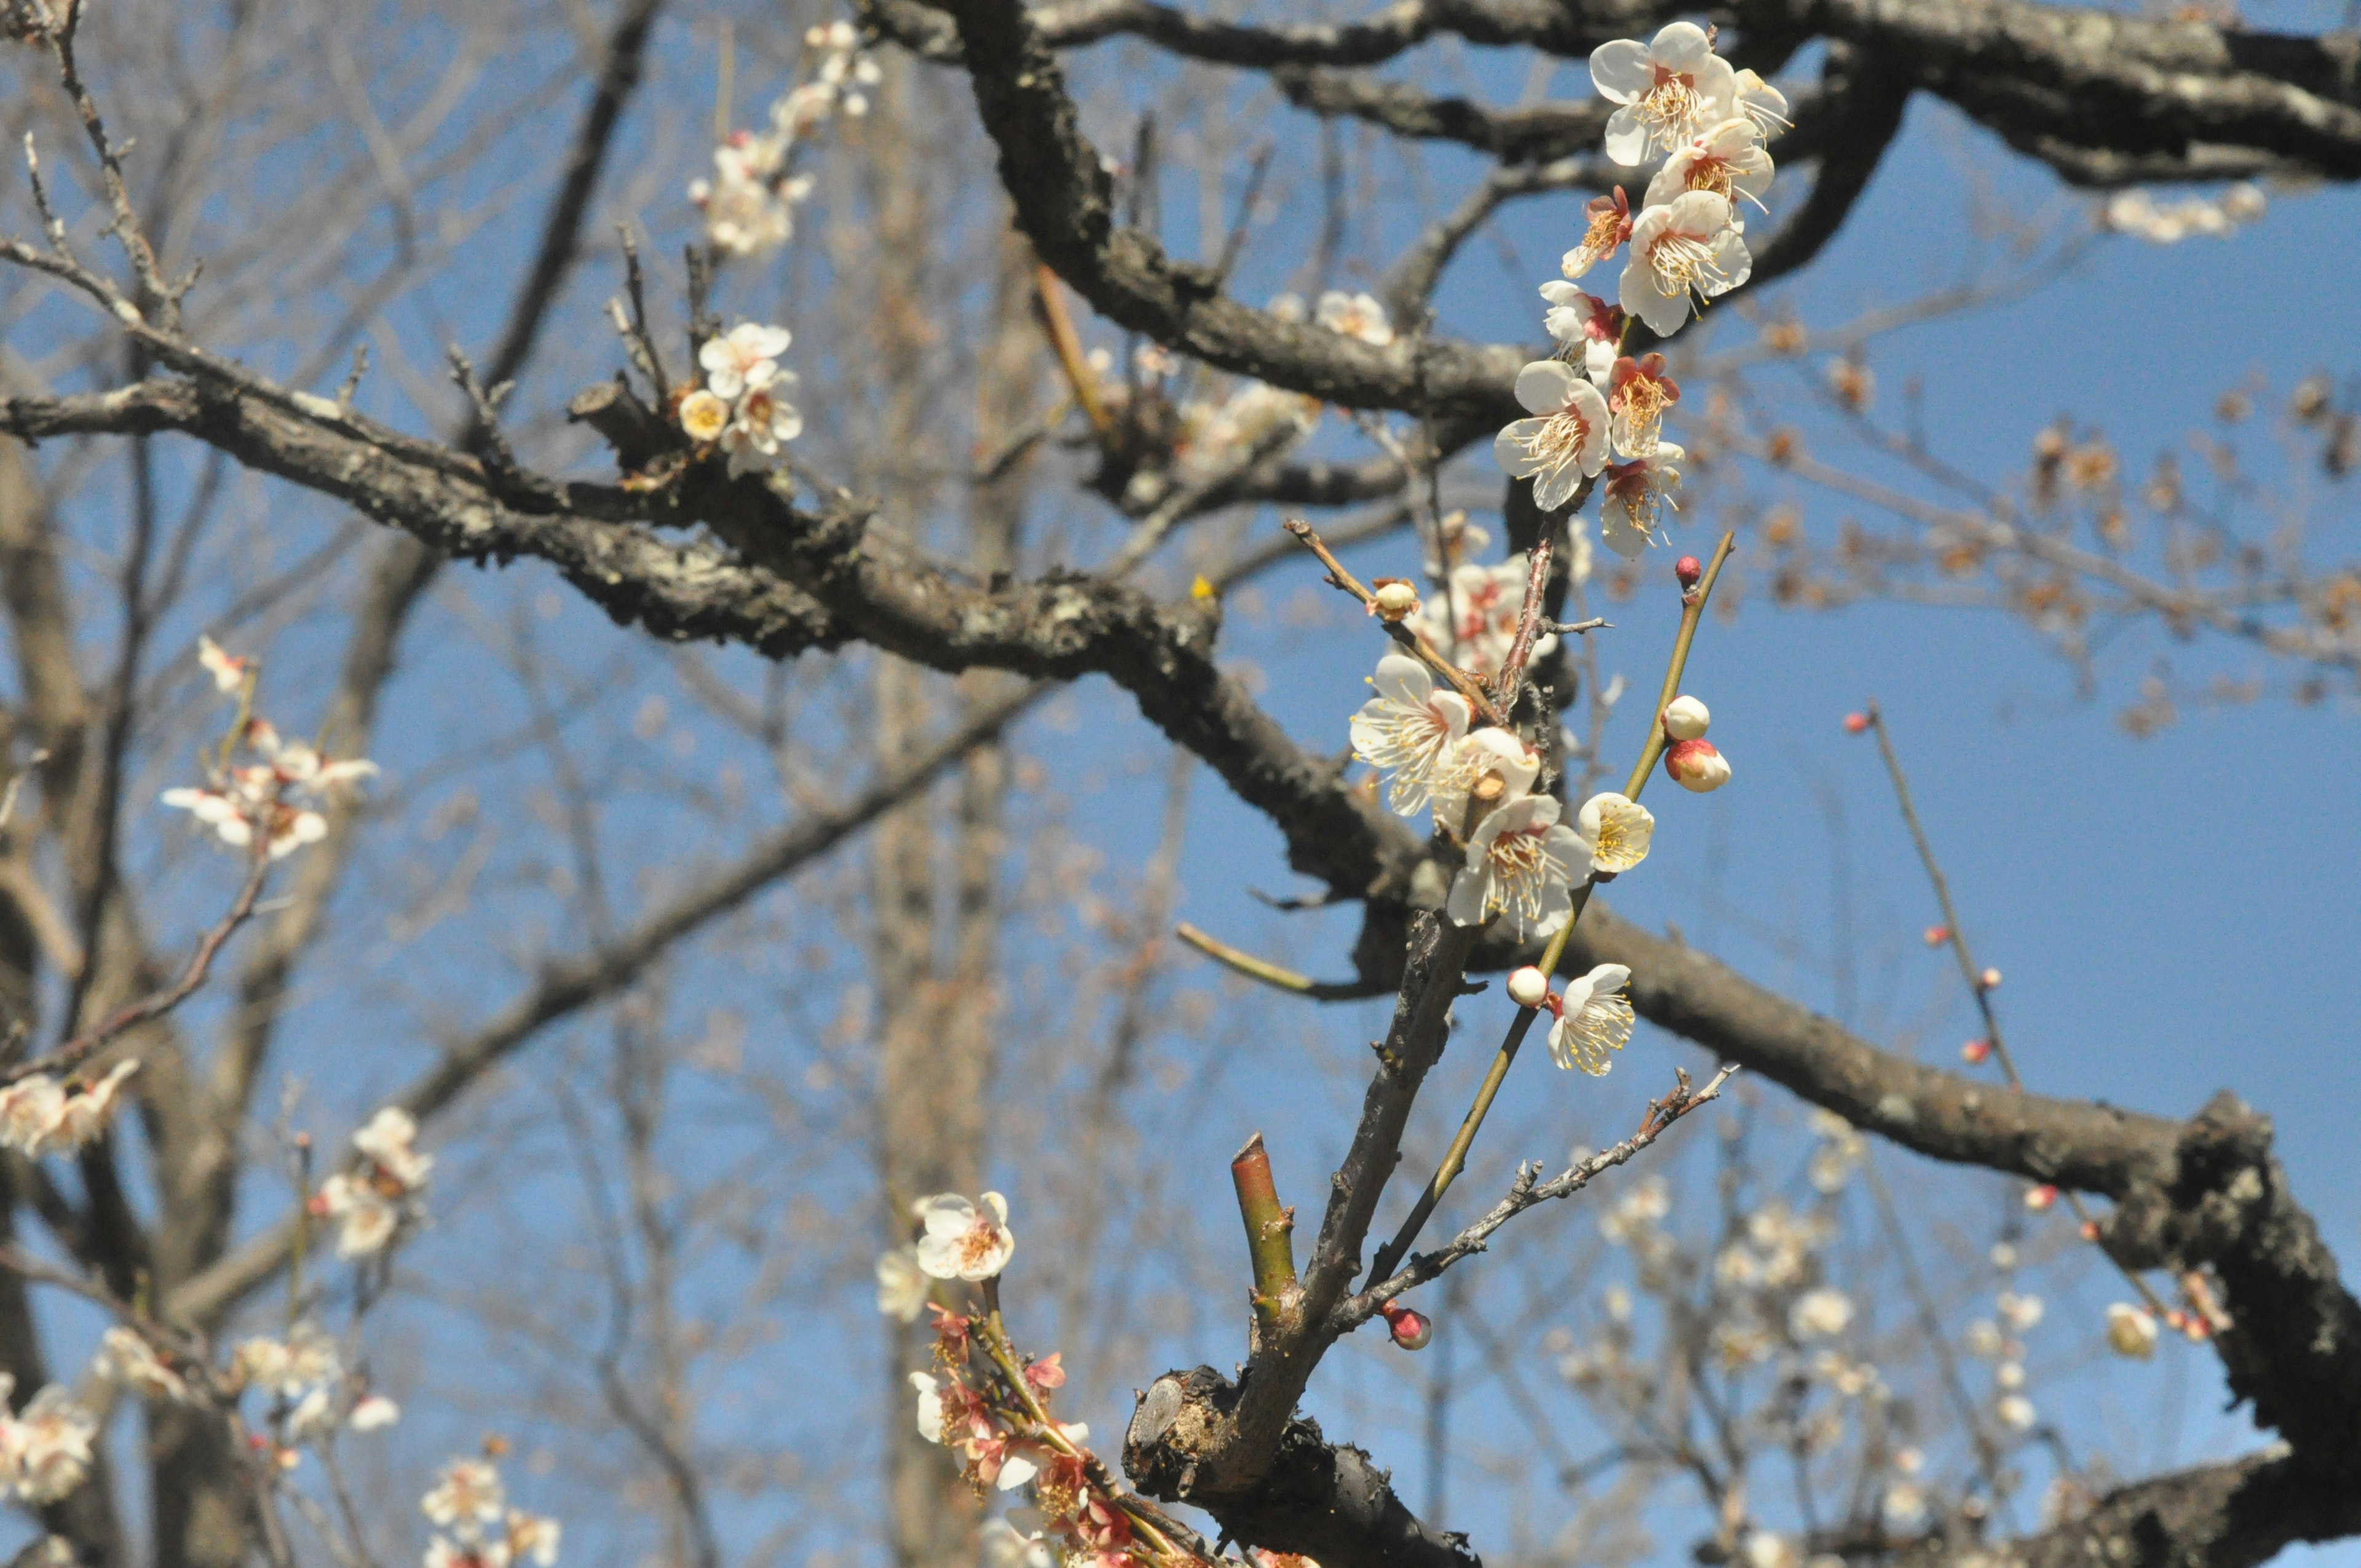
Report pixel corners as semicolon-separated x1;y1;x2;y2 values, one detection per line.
1370;652;1433;707
1587;38;1651;102
1514;358;1580;416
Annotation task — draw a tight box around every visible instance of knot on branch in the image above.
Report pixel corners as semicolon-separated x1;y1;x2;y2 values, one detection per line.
1123;1368;1480;1568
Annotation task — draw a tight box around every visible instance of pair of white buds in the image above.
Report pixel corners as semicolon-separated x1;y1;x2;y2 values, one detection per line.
1660;695;1731;792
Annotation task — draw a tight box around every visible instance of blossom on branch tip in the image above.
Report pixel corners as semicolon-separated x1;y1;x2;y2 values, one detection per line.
1607;355;1680;459
1546;964;1634;1075
1447;793;1583;941
915;1192;1015;1280
1562;188;1634;279
1961;1039;1991;1064
91;1326;191;1405
1576;791;1654;874
1380;1301;1433;1349
0;1059;140;1159
422;1459;505;1530
1645;118;1773;216
1589;23;1738;167
1789;1286;1854;1339
1368;578;1421;621
1495;359;1610;511
197;635;253;693
1665;737;1731;792
699;323;793;400
1540;284;1623;383
1350;654;1473;818
679;389;730;443
1619;191;1749;337
1315;290;1394;346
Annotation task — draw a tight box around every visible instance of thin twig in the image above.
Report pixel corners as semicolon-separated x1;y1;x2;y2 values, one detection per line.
1285;517;1509;726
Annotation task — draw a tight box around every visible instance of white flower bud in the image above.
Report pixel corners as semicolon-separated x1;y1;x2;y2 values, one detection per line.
1369;579;1421;622
2106;1303;2159;1359
1664;738;1731;792
1661;694;1710;740
1506;966;1550;1008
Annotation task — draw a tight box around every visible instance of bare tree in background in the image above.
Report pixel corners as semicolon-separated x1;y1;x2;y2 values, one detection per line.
0;1;2357;1568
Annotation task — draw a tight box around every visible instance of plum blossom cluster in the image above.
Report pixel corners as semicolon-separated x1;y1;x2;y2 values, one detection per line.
309;1106;433;1258
161;637;378;858
1497;23;1787;560
1402;557;1560;679
229;1318;400;1447
899;1194;1204;1568
0;1375;98;1504
421;1455;561;1568
688;20;880;256
2102;183;2264;244
0;1058;138;1157
677;322;804;476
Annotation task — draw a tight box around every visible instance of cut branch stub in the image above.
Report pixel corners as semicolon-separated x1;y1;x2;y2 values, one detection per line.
1232;1132;1301;1348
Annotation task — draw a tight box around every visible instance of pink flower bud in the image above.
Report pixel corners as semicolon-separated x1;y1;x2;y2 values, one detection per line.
1843;712;1870;734
2025;1184;2058;1211
1661;695;1710;741
1961;1039;1991;1064
1675;555;1703;589
1664;738;1731;793
1381;1300;1432;1350
1923;925;1950;946
2079;1221;2101;1242
1506;966;1550;1009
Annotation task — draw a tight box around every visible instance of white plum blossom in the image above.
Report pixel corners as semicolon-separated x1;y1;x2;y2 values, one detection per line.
1996;1393;2038;1431
160;681;376;861
719;381;804;477
1606;354;1680;459
1790;1287;1856;1339
1448;793;1584;941
1562;188;1634;280
1315;290;1394;346
1431;726;1541;835
314;1106;432;1258
1494;359;1610;511
877;1246;930;1322
909;1371;948;1443
423;1459;507;1532
679;389;730;443
1546;964;1635;1075
1619;191;1750;336
2106;1302;2159;1359
915;1192;1016;1280
1600;448;1685;558
354;1107;433;1187
1540;283;1623;384
1404;557;1557;681
698;323;793;401
350;1395;401;1431
0;1059;138;1158
1731;69;1792;137
1998;1290;2045;1332
1589;23;1738;166
1350;654;1474;817
197;634;253;692
1575;791;1655;875
92;1325;192;1404
7;1383;97;1503
1645;119;1774;218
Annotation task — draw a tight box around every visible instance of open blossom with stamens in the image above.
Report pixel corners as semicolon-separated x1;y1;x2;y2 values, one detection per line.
916;1192;1016;1280
1621;191;1750;336
1607;354;1680;458
1600;446;1685;559
1350;654;1473;817
699;323;793;401
1562;187;1632;279
1732;69;1791;137
1494;360;1611;511
1576;792;1654;874
679;389;730;443
1432;726;1541;836
1447;794;1584;941
1645;119;1774;218
92;1326;192;1404
720;381;804;477
1540;284;1623;384
1590;23;1738;166
1315;290;1394;346
1546;963;1635;1075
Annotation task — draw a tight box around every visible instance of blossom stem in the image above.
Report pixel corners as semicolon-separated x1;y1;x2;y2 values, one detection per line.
1859;704;2175;1319
1367;537;1738;1283
1621;529;1735;801
1284;518;1511;727
1489;531;1556;706
1230;1133;1298;1342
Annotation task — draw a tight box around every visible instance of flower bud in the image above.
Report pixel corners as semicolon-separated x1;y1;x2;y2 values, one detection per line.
1923;925;1950;946
1664;738;1731;793
1506;966;1550;1009
1381;1300;1432;1350
1843;712;1870;734
1369;579;1420;622
2079;1220;2101;1242
2025;1183;2058;1212
1980;967;2003;991
1961;1039;1991;1064
1661;695;1710;741
1675;555;1703;590
2105;1304;2157;1359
